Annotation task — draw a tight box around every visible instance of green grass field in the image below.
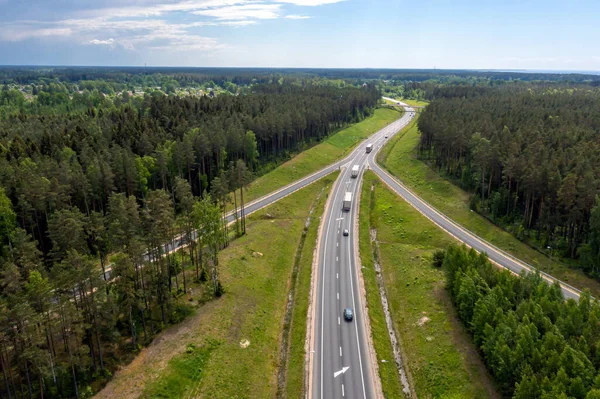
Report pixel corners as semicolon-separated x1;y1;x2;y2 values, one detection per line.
383;98;429;108
136;174;337;399
243;108;401;203
378;117;600;297
360;171;499;398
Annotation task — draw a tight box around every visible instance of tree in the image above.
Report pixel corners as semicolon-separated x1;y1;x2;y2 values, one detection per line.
192;194;224;296
143;189;175;325
174;177;195;294
0;187;16;252
47;206;89;261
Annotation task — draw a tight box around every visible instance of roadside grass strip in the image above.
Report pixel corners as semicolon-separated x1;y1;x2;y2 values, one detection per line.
360;171;499;398
244;108;401;203
111;175;336;399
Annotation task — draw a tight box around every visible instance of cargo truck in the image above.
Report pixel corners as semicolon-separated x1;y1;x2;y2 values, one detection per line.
343;192;352;211
351;165;359;178
366;143;373;153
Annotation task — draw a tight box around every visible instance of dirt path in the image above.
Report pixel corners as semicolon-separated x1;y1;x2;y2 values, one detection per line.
96;298;223;399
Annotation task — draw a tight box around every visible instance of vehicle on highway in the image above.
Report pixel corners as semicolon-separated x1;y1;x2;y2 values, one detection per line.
366;143;373;153
343;192;352;211
343;308;354;321
351;164;359;178
384;135;388;138
343;229;349;236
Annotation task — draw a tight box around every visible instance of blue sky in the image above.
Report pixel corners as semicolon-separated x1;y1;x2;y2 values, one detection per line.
0;0;598;70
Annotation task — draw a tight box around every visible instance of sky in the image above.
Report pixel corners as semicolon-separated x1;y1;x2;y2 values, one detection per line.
0;0;599;71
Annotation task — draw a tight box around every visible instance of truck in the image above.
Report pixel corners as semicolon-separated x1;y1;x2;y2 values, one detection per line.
366;143;373;153
343;192;352;211
351;165;359;178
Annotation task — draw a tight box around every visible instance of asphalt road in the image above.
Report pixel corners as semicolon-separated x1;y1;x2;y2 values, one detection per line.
311;110;415;399
372;100;581;301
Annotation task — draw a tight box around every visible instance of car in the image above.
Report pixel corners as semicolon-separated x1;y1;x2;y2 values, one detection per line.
343;308;353;321
343;229;349;236
384;135;388;138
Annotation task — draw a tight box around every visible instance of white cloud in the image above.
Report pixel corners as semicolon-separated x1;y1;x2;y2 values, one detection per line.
219;20;258;26
0;25;72;41
284;15;310;19
0;0;337;53
277;0;344;5
193;4;281;20
84;0;257;19
89;38;115;45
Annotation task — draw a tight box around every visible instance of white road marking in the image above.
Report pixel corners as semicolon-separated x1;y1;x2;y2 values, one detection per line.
340;346;342;357
336;273;339;279
342;384;345;397
336;256;338;262
338;317;340;325
337;242;339;247
334;367;349;378
337;292;339;300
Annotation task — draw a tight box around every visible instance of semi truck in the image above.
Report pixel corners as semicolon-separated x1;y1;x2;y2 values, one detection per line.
343;192;352;211
351;165;359;178
366;143;373;153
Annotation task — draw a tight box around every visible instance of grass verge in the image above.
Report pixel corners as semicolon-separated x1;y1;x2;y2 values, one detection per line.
378;116;600;297
284;173;332;397
383;98;429;108
244;108;401;203
101;173;337;399
361;171;499;398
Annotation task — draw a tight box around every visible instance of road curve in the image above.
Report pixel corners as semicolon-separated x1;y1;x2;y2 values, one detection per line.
371;100;581;301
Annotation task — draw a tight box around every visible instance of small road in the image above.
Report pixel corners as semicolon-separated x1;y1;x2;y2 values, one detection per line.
310;110;414;399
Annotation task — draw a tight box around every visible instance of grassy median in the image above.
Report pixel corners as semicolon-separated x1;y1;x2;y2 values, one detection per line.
98;174;336;399
244;108;401;203
360;171;499;398
378;116;600;297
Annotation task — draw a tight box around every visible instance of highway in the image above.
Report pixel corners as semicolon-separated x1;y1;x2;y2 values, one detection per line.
310;110;414;399
102;97;581;398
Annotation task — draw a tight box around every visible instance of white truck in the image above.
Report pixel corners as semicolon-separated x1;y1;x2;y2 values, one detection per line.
343;192;352;211
366;143;373;153
351;165;359;178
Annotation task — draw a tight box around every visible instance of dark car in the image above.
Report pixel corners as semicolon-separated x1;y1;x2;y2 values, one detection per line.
343;308;353;321
343;229;349;236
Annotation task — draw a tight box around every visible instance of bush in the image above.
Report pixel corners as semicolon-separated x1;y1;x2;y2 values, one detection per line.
169;303;194;324
432;249;445;268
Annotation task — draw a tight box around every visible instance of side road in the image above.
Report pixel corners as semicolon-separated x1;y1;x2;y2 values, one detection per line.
368;101;582;301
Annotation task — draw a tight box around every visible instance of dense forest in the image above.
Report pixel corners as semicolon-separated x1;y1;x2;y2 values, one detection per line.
441;244;600;399
417;85;600;276
0;78;379;398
